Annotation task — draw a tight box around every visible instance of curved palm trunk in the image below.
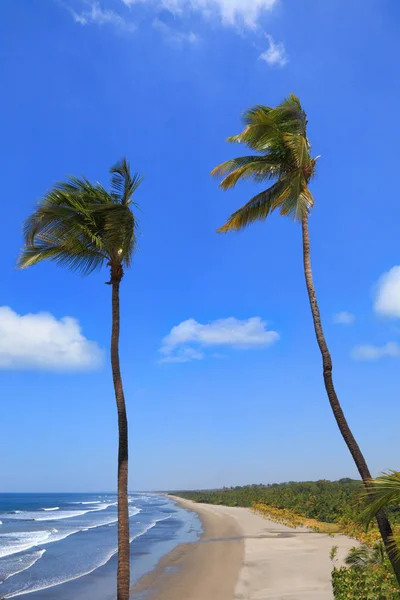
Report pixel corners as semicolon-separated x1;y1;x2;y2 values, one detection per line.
301;214;400;584
110;266;130;600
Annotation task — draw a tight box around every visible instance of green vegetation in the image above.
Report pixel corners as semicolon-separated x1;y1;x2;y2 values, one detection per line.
332;565;400;599
175;479;362;521
210;94;400;581
332;543;400;599
175;478;400;545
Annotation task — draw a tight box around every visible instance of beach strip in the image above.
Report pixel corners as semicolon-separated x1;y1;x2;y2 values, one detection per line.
130;496;356;600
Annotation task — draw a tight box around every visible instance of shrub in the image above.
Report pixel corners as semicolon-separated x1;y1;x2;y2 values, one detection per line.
332;565;400;599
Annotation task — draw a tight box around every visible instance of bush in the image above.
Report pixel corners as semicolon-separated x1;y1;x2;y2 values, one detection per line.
332;565;400;599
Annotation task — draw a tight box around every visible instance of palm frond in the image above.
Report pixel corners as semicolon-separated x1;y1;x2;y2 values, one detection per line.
359;471;400;529
211;156;283;189
110;158;144;206
345;543;386;570
217;180;286;232
18;241;106;275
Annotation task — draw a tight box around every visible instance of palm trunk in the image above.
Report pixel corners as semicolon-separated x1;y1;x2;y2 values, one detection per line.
301;213;400;583
110;266;130;600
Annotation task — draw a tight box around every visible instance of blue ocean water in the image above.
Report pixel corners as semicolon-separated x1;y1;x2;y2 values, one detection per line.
0;493;201;599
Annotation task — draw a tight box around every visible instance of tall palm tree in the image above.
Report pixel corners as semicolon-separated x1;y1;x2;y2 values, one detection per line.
211;94;400;583
18;158;142;600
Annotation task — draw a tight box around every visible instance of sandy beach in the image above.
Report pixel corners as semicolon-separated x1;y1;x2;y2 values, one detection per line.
130;496;357;600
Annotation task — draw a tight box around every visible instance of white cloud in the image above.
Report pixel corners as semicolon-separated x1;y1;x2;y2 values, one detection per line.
333;311;355;325
352;342;400;361
122;0;278;28
152;18;199;45
159;316;279;362
160;347;204;363
259;34;287;66
67;1;136;32
0;307;103;371
374;266;400;318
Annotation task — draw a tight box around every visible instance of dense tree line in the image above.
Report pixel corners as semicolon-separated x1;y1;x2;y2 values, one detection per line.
174;479;365;523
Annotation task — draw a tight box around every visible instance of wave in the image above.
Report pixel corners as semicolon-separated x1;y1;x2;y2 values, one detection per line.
2;513;170;598
67;501;102;505
1;503;118;523
0;531;52;559
0;550;46;583
41;507;59;512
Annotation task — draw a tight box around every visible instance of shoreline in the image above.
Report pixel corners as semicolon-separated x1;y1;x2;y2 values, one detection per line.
131;496;357;600
130;495;244;600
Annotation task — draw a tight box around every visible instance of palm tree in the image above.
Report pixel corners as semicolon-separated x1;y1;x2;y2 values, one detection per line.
210;94;400;583
18;158;142;600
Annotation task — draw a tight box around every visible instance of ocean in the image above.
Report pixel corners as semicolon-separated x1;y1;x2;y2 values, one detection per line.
0;493;201;599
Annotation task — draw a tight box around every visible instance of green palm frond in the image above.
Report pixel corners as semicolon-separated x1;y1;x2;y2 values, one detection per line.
345;543;386;570
110;158;144;206
217;180;287;232
211;156;284;189
212;94;317;228
359;471;400;529
18;158;141;275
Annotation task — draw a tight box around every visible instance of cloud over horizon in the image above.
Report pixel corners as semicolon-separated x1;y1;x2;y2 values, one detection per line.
0;307;103;371
159;316;279;363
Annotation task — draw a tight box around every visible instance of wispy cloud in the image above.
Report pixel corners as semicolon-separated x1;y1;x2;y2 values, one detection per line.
122;0;279;28
352;342;400;361
0;306;103;371
259;34;287;67
152;18;199;45
333;311;355;325
374;266;400;318
65;1;136;32
63;0;282;58
159;316;279;363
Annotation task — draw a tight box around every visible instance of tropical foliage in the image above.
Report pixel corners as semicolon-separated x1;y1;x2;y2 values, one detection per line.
174;479;400;546
331;543;400;599
175;479;362;521
332;565;400;600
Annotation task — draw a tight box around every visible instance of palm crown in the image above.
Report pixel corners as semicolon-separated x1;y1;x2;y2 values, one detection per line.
18;158;142;277
211;93;318;230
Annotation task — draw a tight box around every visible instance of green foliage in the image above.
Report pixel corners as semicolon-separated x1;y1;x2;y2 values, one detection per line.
359;471;400;529
330;545;338;562
211;93;318;230
345;543;386;570
18;158;142;275
175;479;363;523
332;565;400;599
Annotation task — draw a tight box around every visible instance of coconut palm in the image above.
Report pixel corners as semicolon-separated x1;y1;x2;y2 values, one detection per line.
211;94;400;583
18;158;142;600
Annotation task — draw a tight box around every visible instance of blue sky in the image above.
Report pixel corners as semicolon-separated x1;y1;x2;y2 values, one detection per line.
1;0;400;492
